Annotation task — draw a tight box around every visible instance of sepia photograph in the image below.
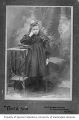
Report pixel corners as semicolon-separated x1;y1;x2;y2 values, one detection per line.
5;6;73;100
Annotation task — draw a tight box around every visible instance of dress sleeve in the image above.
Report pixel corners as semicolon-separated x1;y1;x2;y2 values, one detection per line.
20;35;31;45
43;35;49;49
43;36;50;58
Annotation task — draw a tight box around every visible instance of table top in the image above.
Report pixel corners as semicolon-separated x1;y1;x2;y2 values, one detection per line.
48;57;65;64
7;47;28;51
10;75;28;81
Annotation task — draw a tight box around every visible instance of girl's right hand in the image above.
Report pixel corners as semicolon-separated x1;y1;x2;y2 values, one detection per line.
29;31;34;37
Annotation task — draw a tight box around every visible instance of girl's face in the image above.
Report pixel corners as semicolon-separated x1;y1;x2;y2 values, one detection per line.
31;25;39;35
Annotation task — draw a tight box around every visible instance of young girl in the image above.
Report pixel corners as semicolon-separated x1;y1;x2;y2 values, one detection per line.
20;21;50;90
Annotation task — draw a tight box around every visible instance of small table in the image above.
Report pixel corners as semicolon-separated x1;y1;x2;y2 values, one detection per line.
7;47;28;91
45;57;66;92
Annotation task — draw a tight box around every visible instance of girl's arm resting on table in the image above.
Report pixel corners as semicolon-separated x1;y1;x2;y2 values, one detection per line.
20;35;31;45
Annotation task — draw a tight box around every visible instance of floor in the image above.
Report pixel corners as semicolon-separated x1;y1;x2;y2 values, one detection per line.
5;63;72;100
5;79;71;100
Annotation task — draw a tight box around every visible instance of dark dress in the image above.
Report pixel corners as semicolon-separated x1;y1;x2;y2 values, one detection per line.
20;33;49;79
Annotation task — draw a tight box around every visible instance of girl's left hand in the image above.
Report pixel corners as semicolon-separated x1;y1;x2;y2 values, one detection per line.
46;58;49;65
